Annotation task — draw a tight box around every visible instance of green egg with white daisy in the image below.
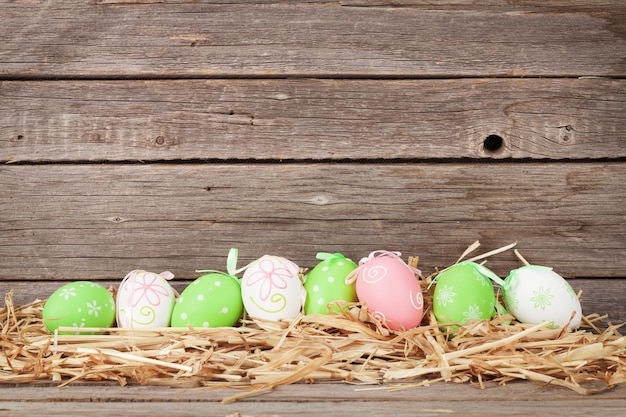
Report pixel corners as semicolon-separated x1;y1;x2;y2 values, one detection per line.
433;262;498;329
42;281;116;335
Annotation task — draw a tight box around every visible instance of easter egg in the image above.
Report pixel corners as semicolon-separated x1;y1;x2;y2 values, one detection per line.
304;252;358;315
433;262;497;327
171;272;244;328
503;265;582;330
43;281;116;335
116;270;176;329
347;251;423;330
241;255;304;322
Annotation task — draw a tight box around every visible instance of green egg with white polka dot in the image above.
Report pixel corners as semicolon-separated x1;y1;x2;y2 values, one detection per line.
304;252;358;315
171;273;243;328
42;281;116;335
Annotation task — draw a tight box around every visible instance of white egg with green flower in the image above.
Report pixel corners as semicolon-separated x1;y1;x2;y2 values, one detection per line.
503;265;582;330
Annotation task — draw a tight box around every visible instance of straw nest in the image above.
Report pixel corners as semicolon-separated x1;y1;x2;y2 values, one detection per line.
1;247;625;403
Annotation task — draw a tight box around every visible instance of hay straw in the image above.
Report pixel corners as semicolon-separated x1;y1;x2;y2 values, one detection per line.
1;247;625;402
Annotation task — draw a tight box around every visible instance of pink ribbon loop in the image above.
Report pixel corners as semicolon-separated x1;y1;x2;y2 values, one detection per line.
345;250;421;285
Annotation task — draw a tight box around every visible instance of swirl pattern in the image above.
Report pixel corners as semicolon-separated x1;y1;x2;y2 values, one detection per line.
131;305;156;326
410;290;424;311
361;265;388;284
250;293;287;313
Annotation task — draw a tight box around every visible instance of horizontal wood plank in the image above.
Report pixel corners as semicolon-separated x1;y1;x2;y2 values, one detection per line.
2;78;625;162
2;1;625;78
1;162;624;281
2;377;625;403
0;382;624;416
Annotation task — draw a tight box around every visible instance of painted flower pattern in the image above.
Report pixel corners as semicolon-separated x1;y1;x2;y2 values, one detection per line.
504;290;519;311
129;272;170;307
86;300;102;317
565;281;577;300
436;285;456;307
546;321;560;330
58;287;77;300
473;270;489;287
246;258;295;301
462;305;484;321
531;286;554;310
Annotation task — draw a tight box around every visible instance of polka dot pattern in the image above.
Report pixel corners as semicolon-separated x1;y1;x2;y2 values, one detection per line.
303;254;358;315
171;273;243;328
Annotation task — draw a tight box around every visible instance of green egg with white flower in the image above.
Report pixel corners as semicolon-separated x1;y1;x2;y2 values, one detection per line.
42;281;116;335
171;272;243;328
433;262;498;328
304;252;358;315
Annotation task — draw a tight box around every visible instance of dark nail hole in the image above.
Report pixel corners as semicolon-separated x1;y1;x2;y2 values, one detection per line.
483;134;504;153
17;135;24;140
205;187;212;191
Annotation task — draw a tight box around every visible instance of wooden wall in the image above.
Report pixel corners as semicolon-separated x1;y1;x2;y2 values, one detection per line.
1;1;625;321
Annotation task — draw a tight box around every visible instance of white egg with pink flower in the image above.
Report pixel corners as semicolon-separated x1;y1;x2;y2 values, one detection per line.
116;270;176;329
240;255;305;322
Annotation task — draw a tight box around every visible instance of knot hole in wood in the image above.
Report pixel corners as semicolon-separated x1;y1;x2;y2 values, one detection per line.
482;134;505;155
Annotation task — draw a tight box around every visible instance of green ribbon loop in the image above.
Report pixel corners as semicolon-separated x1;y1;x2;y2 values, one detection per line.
227;247;239;276
315;252;347;261
194;248;242;286
471;262;506;287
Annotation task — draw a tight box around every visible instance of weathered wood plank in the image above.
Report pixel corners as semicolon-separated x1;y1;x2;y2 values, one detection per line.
341;0;626;10
2;1;625;78
3;397;625;417
0;382;625;416
2;379;624;402
1;163;624;281
3;278;623;322
2;78;625;162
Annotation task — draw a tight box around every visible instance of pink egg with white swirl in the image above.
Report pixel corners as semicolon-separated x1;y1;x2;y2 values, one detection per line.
346;251;423;330
241;255;304;322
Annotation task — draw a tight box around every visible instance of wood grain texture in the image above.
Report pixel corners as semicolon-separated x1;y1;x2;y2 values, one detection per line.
0;381;624;416
1;162;624;281
3;78;625;162
2;1;625;78
341;0;626;10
